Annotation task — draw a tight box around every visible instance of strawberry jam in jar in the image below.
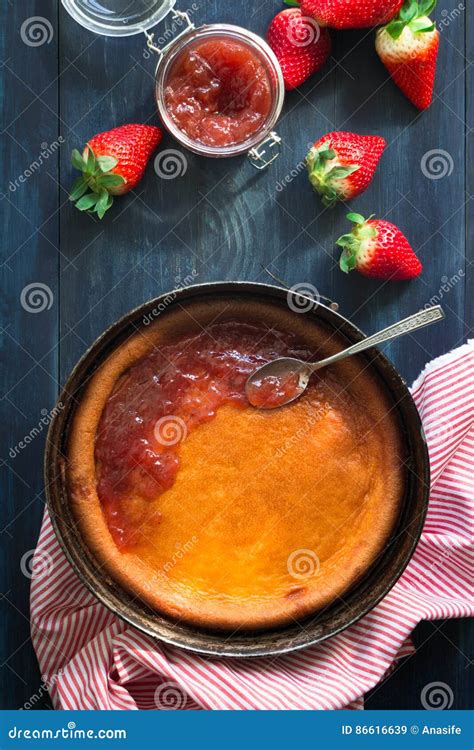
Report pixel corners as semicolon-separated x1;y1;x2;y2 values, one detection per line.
164;38;272;148
154;24;285;164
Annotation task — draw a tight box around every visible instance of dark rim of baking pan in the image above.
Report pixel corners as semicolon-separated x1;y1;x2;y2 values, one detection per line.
44;281;430;658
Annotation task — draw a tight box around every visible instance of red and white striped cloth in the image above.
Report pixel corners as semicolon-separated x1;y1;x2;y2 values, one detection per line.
30;341;473;710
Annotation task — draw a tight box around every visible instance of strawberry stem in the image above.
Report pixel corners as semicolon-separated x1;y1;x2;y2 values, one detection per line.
336;213;378;274
306;145;360;208
385;0;437;39
69;145;125;219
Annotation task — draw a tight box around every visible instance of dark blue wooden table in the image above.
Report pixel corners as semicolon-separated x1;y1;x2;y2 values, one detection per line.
1;0;472;710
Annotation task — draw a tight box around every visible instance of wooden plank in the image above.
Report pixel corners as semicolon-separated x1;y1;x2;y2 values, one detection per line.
57;0;473;711
57;3;332;365
0;0;468;709
340;0;470;708
326;3;466;384
0;0;59;707
466;0;474;334
367;0;473;709
367;619;474;709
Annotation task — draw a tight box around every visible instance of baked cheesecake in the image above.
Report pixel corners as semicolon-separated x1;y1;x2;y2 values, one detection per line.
68;297;404;630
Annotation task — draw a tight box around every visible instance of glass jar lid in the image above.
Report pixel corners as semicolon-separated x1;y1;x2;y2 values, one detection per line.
61;0;176;37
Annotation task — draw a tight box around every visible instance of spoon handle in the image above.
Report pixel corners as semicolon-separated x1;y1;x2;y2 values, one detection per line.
311;306;445;372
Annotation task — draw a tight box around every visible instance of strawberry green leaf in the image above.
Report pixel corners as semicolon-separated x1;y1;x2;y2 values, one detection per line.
386;19;408;39
284;0;300;6
346;212;365;225
399;1;418;23
321;189;338;208
336;234;357;248
97;155;118;172
337;214;380;274
420;0;437;15
308;147;359;208
339;249;358;274
71;149;87;171
386;0;437;37
95;189;112;219
69;176;89;202
411;18;436;32
337;224;360;273
85;146;96;172
75;193;99;211
327;165;360;180
358;225;378;240
98;173;125;189
316;147;337;162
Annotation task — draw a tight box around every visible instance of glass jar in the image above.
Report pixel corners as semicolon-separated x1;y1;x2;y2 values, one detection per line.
152;22;284;167
61;3;285;168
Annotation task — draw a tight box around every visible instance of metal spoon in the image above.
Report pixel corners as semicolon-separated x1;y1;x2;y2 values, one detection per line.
246;306;445;410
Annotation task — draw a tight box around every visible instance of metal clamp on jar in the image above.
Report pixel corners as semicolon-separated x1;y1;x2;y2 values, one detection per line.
61;1;285;169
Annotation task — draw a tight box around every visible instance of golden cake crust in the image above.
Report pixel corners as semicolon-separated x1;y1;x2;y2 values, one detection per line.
67;298;404;630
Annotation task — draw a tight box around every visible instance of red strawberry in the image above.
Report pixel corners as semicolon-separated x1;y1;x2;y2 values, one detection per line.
294;0;404;29
336;213;422;280
307;132;386;207
267;8;332;90
376;0;439;110
70;124;162;218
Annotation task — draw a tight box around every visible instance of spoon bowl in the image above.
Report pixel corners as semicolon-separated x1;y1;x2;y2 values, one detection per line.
245;358;311;409
246;306;445;410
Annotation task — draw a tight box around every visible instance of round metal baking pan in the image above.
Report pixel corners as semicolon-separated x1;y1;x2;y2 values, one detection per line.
44;281;429;657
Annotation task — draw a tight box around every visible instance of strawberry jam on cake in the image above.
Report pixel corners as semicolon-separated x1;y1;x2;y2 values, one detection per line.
68;298;404;630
